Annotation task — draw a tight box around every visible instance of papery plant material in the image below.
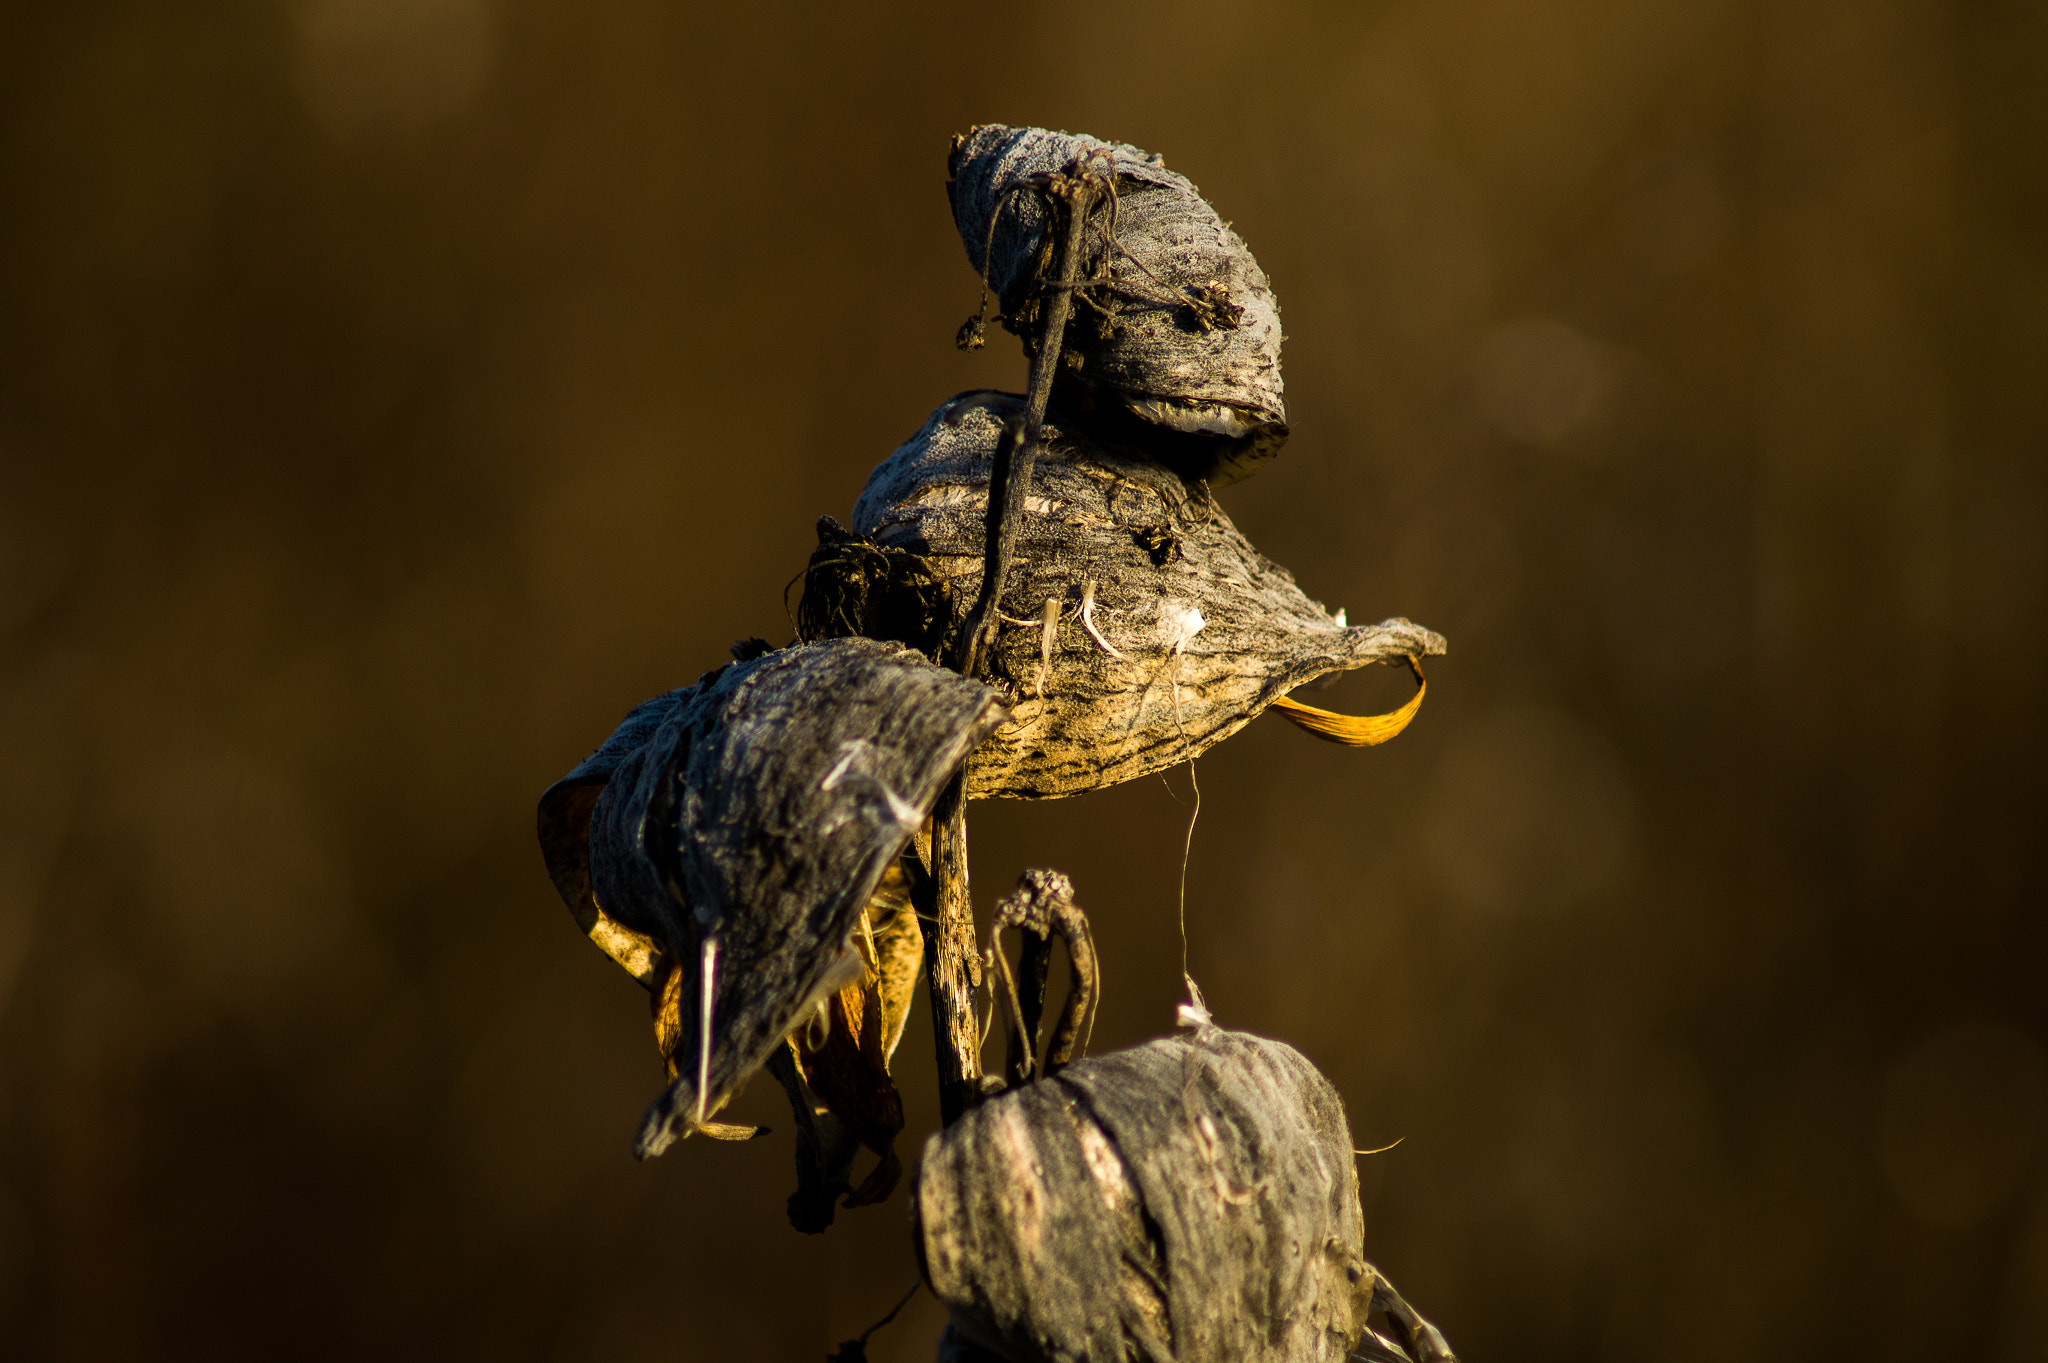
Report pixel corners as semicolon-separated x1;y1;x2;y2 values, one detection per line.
819;392;1445;798
536;637;1005;1157
770;858;924;1232
538;680;699;988
1269;658;1428;748
949;124;1287;487
915;1023;1379;1363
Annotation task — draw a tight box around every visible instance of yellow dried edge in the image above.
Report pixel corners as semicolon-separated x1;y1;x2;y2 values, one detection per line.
1271;660;1426;747
588;908;666;986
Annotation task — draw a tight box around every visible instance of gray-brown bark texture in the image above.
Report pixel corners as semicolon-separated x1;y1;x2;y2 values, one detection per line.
915;1024;1375;1363
949;125;1286;486
843;392;1446;799
537;638;1005;1156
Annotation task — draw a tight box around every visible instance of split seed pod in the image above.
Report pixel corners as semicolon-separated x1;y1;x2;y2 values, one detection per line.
949;124;1286;486
821;392;1445;799
536;637;1005;1158
916;1023;1376;1363
769;857;925;1232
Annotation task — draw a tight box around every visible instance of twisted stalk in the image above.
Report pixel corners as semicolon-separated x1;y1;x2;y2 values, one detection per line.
923;153;1112;1125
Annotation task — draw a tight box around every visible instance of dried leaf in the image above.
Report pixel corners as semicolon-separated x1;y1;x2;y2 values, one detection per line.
1270;659;1427;747
769;1048;862;1234
766;860;927;1230
859;860;924;1064
780;860;925;1215
537;687;688;986
789;978;903;1206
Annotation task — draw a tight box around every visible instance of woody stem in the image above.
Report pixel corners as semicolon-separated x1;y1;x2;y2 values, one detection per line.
926;164;1106;1126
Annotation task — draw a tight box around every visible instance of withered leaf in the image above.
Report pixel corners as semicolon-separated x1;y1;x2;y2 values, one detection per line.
1270;657;1428;747
776;860;925;1227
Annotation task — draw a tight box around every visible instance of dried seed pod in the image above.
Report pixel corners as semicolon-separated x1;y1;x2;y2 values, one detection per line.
770;858;925;1232
833;392;1446;799
539;682;692;987
915;1023;1376;1363
537;638;1006;1157
949;124;1287;486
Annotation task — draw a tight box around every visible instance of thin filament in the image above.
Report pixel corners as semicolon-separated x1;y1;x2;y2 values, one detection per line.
1177;758;1201;990
695;937;718;1129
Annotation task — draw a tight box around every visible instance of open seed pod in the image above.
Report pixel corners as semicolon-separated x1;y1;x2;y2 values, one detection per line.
768;857;925;1232
819;392;1445;798
916;1023;1378;1363
539;681;693;988
536;637;1006;1158
949;124;1286;486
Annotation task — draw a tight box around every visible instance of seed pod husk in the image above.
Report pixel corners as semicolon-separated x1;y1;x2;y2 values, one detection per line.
770;857;925;1232
537;638;1006;1157
539;682;691;987
831;392;1445;799
949;124;1287;487
915;1023;1376;1363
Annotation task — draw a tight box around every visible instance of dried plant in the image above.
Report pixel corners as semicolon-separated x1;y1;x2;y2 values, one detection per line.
537;124;1459;1362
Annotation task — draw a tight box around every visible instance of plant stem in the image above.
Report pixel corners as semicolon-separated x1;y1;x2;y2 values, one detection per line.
919;779;978;1125
926;162;1106;1125
955;174;1098;677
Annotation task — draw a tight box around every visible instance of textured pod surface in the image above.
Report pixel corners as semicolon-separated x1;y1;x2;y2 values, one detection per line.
949;124;1286;485
915;1025;1375;1363
538;638;1006;1154
847;393;1446;799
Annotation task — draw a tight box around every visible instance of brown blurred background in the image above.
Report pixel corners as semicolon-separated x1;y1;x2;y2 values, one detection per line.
1;0;2044;1358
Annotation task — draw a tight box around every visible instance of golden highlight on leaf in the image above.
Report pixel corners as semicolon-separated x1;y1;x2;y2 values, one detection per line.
776;864;923;1213
1272;658;1426;747
590;907;666;987
789;974;905;1206
652;954;686;1082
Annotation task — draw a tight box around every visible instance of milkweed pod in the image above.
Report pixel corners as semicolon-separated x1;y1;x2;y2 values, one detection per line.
538;684;691;987
840;393;1446;799
915;1025;1376;1363
949;124;1287;486
536;638;1007;1157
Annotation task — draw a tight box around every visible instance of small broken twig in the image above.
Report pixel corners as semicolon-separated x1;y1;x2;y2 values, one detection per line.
824;1280;922;1362
951;150;1114;678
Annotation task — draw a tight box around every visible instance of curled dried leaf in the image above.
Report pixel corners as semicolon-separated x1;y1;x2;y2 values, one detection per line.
538;686;688;987
1270;657;1427;747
